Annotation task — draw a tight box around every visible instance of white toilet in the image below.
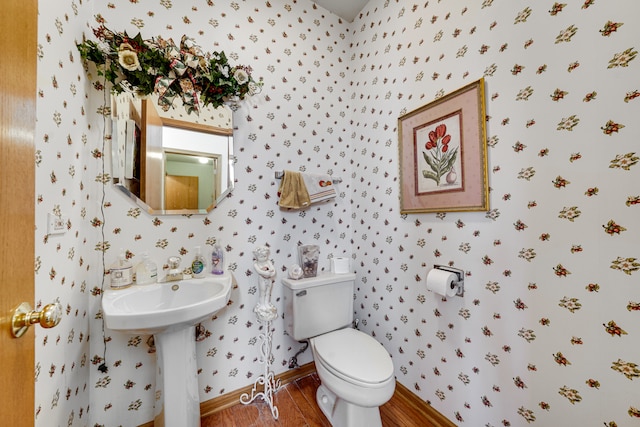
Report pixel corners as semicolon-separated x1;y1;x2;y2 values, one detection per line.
282;273;395;427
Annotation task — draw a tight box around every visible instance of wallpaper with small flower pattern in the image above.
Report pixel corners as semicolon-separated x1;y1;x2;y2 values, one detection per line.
34;0;639;426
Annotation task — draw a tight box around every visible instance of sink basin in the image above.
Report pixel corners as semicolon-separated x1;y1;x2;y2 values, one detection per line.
102;273;233;333
101;272;234;427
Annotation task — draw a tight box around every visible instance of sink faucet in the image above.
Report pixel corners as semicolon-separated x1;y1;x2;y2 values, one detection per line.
163;256;183;282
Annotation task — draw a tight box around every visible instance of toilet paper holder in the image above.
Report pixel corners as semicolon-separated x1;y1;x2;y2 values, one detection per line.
433;265;465;297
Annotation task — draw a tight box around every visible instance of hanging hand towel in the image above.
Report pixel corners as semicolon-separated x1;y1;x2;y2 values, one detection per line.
301;172;337;204
278;170;311;209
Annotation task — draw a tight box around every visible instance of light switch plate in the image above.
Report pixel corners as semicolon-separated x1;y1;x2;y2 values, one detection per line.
48;213;67;235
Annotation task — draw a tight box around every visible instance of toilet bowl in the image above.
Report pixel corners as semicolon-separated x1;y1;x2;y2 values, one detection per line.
281;273;396;427
311;328;395;427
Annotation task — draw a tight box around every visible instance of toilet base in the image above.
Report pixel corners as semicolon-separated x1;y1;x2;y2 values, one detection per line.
316;384;383;427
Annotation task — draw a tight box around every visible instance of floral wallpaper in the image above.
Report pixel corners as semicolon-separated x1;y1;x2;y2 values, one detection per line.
34;0;639;426
35;1;95;425
349;1;639;425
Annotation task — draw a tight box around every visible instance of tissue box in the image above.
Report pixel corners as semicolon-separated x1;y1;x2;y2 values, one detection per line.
331;257;350;274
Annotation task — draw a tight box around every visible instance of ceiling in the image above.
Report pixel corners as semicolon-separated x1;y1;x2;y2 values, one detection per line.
311;0;370;22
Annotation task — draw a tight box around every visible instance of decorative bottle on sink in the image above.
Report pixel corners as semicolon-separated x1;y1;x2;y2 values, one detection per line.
191;246;206;279
211;243;224;275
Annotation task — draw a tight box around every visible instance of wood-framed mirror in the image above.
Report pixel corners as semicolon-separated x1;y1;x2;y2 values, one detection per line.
111;94;234;215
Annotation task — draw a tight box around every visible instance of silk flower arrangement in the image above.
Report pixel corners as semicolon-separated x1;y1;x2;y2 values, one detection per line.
77;25;262;115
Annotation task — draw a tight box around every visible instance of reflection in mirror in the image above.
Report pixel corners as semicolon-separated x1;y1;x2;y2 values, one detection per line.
162;121;231;210
111;94;234;215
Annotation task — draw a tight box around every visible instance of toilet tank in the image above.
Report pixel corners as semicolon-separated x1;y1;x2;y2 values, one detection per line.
282;272;356;341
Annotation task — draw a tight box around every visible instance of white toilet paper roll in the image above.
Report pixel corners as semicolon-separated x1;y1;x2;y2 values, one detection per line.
331;257;350;274
426;269;458;297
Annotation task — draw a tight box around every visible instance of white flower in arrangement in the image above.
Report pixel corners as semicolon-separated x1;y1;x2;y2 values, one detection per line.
218;63;230;78
96;40;111;54
233;68;249;85
117;43;141;71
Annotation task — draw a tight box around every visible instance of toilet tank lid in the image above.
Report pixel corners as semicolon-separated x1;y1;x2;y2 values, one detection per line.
282;272;356;290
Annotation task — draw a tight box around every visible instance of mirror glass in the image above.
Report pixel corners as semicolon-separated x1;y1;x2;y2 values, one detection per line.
110;94;234;215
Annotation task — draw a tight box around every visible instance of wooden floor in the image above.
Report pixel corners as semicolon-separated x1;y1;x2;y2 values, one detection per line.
201;373;438;427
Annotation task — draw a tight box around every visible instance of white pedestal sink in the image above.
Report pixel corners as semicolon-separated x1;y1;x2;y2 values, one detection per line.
102;273;234;427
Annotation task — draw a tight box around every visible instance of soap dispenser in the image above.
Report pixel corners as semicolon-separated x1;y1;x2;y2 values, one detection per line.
110;249;133;289
191;246;207;279
135;252;158;285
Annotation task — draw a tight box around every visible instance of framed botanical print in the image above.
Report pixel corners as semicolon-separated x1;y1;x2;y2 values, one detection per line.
398;78;489;213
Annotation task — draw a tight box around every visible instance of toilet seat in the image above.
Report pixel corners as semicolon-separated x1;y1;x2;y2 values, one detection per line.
312;328;394;386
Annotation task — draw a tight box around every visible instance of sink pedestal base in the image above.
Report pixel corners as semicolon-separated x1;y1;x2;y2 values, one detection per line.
154;326;200;427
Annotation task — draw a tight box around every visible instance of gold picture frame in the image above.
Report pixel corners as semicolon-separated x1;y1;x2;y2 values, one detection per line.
398;78;489;213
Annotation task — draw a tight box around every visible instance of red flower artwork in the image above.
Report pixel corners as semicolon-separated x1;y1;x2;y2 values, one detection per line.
422;123;458;186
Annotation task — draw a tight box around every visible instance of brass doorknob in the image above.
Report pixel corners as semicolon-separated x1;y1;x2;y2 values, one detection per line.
11;301;62;338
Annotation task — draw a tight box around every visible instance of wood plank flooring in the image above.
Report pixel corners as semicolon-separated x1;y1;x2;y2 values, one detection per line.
200;373;440;427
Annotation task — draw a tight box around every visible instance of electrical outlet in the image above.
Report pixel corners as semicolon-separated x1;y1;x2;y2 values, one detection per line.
48;213;67;235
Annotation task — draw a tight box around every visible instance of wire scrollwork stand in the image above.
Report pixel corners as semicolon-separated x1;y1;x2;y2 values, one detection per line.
239;317;281;419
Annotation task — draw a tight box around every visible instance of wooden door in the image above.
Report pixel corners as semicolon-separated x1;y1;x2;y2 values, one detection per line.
141;99;164;211
0;0;37;425
165;175;199;210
